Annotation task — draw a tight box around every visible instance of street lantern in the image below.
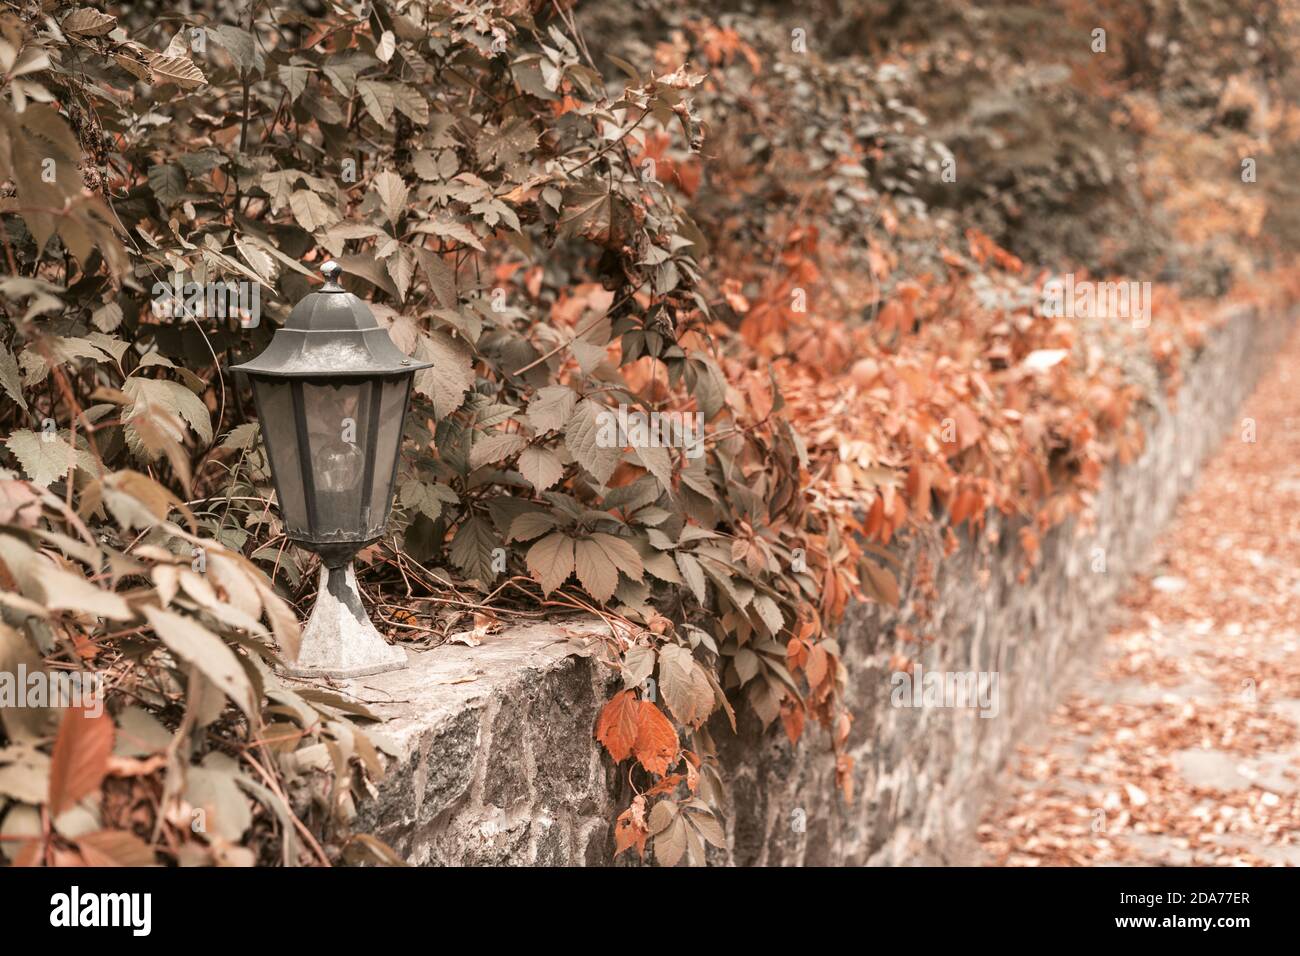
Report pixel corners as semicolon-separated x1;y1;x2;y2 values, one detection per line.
231;260;431;678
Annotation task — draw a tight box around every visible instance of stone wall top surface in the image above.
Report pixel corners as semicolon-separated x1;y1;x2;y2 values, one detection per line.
337;619;609;760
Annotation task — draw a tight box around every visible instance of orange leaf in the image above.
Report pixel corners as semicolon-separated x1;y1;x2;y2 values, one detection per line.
836;752;855;803
48;708;114;816
805;644;829;687
780;697;805;745
613;798;648;859
786;636;808;670
76;829;156;867
861;558;900;607
746;376;774;422
949;487;981;527
644;773;684;797
13;839;42;867
632;700;679;776
952;404;983;451
1019;526;1042;566
594;690;639;762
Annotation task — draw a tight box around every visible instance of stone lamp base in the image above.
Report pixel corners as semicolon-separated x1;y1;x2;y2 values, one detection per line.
286;562;407;679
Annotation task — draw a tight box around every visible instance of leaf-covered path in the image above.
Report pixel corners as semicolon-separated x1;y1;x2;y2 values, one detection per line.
975;322;1300;866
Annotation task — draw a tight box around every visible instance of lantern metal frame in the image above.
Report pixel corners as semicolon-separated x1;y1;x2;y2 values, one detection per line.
231;260;431;679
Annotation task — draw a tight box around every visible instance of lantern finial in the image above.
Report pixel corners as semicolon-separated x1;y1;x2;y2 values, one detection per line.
319;259;343;289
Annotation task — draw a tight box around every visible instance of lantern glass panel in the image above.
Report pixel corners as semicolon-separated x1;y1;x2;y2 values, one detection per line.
250;379;309;534
367;376;412;528
301;379;375;540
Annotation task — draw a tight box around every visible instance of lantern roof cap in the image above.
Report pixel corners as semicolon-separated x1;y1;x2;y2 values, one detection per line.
230;260;433;379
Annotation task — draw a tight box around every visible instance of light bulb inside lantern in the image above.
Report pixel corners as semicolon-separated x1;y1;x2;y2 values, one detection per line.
313;439;363;492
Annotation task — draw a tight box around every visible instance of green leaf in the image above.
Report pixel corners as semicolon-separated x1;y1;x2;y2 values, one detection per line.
46;336;111;366
412;247;458;309
38;567;133;621
633;444;674;492
518;445;564;490
734;648;760;684
234;235;278;285
486;496;543;537
0;745;50;804
469;432;526;470
622;645;656;689
124;377;213;445
371;170;409;226
101;470;188;530
652;809;688;867
558;182;613;241
648;797;677;836
574;533;642;603
91;302;124;333
61;8;116;36
657;644;715;728
217;422;259;452
147;53;207;90
476;119;539;169
565;399;622;486
641;546;683;585
260;170;299;211
278;62;310;101
141;606;255;721
415;214;484;251
413;331;473;419
357;79;396;125
399;480;457;520
508;511;558;543
114;706;172;757
289;189;338;233
684;807;727;849
148;164;186;206
688;357;728;421
526;531;574;595
701;556;753;610
752;594;785;636
0;533;130;620
210;24;264;73
0;344;26;412
185;752;253;842
675;552;707;604
392;85;429;124
386;246;415;301
527;385;577;434
449;515;500;585
5;430;80;487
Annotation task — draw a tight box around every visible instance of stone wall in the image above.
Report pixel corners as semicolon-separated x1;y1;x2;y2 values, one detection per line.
350;306;1290;865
